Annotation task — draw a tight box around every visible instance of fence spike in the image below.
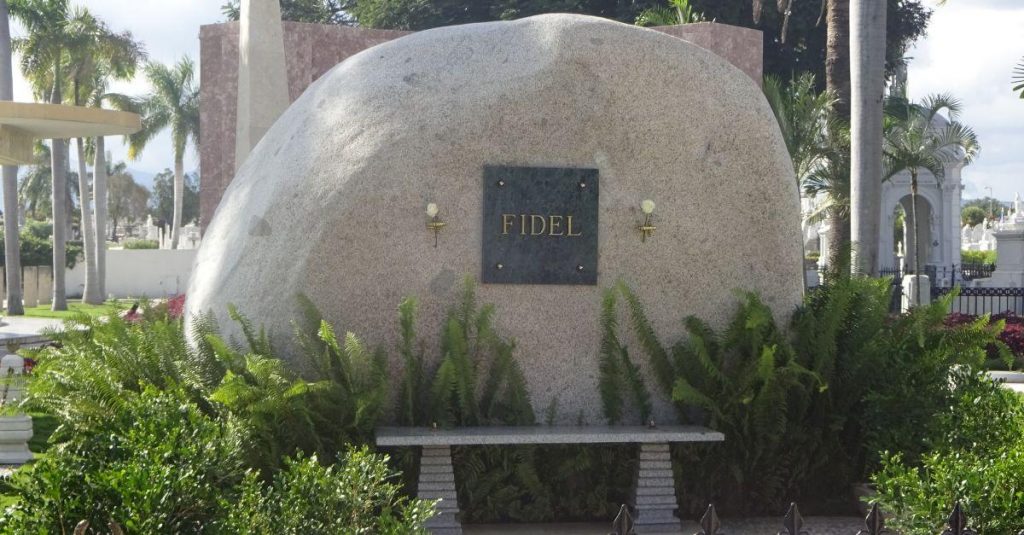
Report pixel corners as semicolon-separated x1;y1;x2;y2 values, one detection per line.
610;504;635;535
856;502;889;535
695;503;722;535
778;502;809;535
941;502;978;535
73;521;89;535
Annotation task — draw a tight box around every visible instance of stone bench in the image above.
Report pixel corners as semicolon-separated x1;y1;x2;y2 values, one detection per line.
376;425;725;535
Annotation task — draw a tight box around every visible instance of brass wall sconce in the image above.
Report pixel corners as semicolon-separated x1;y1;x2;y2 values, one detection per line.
638;199;656;242
426;203;445;247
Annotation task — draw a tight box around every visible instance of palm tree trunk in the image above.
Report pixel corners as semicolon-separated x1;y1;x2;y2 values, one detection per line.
849;0;886;277
93;136;107;298
825;0;851;120
171;154;183;249
50;63;67;311
50;137;67;311
826;211;851;276
0;0;22;314
76;138;101;304
910;172;921;306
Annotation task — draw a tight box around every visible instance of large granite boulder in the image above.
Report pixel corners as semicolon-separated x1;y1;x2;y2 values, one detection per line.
187;14;803;424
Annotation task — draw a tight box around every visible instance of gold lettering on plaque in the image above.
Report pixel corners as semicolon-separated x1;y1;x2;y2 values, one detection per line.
500;214;582;237
566;215;582;237
530;215;547;236
548;215;564;236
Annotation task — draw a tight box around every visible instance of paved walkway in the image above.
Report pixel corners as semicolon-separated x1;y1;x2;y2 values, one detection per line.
0;315;63;347
465;516;865;534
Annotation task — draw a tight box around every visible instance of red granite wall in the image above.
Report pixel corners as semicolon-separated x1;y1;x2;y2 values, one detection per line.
199;21;761;228
199;22;410;227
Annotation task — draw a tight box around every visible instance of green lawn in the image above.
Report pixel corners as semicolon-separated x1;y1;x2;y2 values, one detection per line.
19;301;126;320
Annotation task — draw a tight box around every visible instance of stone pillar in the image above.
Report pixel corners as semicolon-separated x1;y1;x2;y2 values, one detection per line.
36;266;52;306
633;443;681;534
235;0;290;172
418;446;462;535
901;274;931;312
21;266;37;309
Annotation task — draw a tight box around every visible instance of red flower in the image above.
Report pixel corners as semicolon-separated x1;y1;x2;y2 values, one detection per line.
167;294;186;319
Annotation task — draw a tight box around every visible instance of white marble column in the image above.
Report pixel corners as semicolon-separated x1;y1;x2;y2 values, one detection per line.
235;0;290;172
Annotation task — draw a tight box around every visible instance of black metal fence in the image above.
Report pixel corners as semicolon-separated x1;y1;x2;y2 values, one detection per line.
611;501;1024;535
872;264;1022;316
933;286;1024;316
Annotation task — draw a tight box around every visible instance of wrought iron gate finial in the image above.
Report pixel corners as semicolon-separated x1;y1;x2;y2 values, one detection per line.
610;504;635;535
695;504;722;535
778;502;810;535
941;502;978;535
856;502;890;535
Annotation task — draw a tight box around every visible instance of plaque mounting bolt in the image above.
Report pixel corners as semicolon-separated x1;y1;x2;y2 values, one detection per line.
638;199;657;242
577;265;584;272
497;180;505;187
496;263;504;270
425;203;446;247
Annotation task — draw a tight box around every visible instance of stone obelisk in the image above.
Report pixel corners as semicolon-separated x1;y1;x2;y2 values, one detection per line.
235;0;290;173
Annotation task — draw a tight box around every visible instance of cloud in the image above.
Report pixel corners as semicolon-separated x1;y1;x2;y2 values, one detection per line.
907;0;1024;201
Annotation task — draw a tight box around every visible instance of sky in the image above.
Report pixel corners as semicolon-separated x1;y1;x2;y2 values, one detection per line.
905;0;1024;202
8;0;1024;203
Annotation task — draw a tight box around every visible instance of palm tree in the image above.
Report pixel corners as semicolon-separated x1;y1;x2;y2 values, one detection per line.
1013;56;1023;99
635;0;705;26
129;57;199;250
803;122;852;277
65;10;143;303
849;0;886;277
0;0;22;314
882;94;979;305
10;0;76;310
18;142;78;221
763;74;850;273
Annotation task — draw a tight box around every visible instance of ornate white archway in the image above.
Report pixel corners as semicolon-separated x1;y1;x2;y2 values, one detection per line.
879;162;964;275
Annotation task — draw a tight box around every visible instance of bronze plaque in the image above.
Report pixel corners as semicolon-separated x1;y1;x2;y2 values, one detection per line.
481;166;599;285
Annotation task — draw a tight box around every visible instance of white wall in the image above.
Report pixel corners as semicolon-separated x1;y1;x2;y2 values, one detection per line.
65;249;196;299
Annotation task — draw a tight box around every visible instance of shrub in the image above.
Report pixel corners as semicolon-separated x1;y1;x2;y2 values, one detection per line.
0;389;244;533
6;305;429;532
945;312;1022;368
960;249;996;265
222;449;434;534
605;278;1004;515
123;239;159;249
395;278;634;523
872;370;1024;534
0;223;81;268
28;303;387;473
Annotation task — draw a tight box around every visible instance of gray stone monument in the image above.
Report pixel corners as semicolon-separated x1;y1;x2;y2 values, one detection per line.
188;14;803;426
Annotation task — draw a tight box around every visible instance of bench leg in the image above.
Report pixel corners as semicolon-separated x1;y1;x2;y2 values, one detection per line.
633;442;681;534
419;445;463;535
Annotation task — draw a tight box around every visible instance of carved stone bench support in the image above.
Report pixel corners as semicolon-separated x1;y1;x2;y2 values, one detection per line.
418;445;462;535
633;442;681;534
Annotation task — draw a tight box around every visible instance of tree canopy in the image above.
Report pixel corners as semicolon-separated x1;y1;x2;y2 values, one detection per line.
149;169;198;227
240;0;931;87
221;0;354;24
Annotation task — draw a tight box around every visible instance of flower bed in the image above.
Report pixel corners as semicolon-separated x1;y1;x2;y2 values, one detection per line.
945;312;1024;367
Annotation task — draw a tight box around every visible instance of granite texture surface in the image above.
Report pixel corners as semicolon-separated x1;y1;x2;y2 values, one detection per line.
375;426;724;446
188;14;804;425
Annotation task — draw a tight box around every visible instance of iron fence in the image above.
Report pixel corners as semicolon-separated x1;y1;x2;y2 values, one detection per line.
610;501;1024;535
933;286;1024;316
